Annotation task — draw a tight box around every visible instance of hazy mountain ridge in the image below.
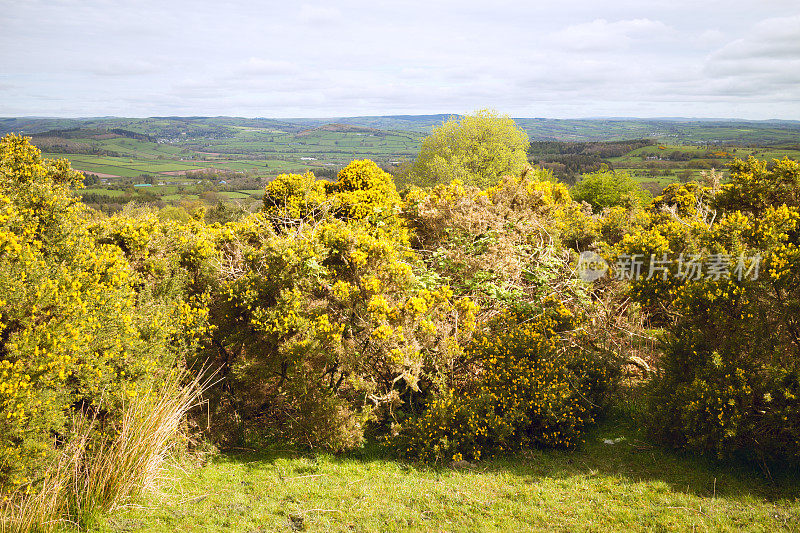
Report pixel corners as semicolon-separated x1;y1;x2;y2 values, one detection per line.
3;115;800;145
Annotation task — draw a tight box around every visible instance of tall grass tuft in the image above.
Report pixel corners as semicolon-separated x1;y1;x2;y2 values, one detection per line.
1;369;208;532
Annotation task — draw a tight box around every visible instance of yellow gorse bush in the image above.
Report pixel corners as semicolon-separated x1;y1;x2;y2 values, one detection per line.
0;136;207;490
192;160;479;451
613;157;800;462
397;301;618;462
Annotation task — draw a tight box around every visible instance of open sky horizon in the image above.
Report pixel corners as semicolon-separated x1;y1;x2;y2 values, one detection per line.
5;114;800;123
3;0;800;120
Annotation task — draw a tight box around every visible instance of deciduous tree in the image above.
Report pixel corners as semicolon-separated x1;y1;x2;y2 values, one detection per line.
404;109;529;189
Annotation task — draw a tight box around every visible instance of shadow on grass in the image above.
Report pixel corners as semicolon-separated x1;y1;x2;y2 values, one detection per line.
212;415;800;505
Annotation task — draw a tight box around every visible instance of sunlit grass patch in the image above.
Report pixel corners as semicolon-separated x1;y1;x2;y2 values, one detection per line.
105;420;799;532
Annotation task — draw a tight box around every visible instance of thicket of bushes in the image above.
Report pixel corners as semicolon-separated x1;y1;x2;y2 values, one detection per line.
1;134;616;486
1;123;799;527
615;158;800;464
0;136;205;489
398;305;619;463
0;135;210;530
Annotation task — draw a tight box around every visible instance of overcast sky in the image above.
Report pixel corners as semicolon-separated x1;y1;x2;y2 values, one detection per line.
2;0;799;119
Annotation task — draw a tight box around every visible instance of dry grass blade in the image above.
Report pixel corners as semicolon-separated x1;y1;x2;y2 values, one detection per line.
1;368;211;532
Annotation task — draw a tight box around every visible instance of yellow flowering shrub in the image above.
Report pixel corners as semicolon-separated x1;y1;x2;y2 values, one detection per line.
611;181;719;323
714;157;800;215
403;168;589;319
90;208;216;351
615;158;800;463
0;136;202;490
198;165;475;451
263;161;403;236
262;171;328;226
396;300;619;462
332;159;402;225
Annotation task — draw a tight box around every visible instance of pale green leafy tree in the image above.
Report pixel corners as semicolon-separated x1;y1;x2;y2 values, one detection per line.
570;168;650;212
406;109;530;189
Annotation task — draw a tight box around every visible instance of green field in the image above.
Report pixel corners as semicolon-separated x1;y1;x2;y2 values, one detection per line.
5;116;798;209
217;191;255;199
102;418;800;532
44;153;210;177
608;144;800;188
34;124;420;183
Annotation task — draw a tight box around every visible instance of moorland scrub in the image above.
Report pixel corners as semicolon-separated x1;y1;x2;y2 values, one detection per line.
1;111;798;530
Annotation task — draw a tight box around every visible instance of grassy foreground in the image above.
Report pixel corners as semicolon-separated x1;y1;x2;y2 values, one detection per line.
97;420;799;532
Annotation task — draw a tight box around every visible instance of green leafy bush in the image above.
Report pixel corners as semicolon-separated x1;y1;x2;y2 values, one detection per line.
571;169;650;212
403;109;529;189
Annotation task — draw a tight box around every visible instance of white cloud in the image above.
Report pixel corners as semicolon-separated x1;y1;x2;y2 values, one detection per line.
86;60;161;77
551;18;673;51
710;15;800;61
237;58;299;76
1;1;799;118
700;15;800;103
297;4;342;25
696;29;726;48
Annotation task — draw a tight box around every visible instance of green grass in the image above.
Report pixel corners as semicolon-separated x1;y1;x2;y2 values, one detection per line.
100;419;799;532
217;191;251;199
34;125;800;209
80;188;126;197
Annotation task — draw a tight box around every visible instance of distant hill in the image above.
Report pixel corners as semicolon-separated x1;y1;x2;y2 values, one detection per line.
286;114;455;133
3;115;800;145
0;117;305;138
296;123;383;136
511;117;800;144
